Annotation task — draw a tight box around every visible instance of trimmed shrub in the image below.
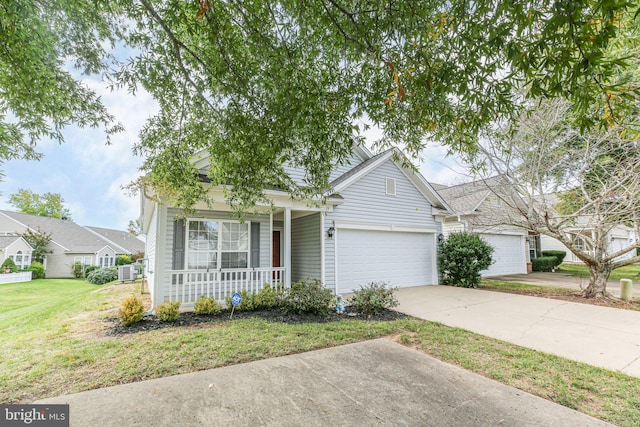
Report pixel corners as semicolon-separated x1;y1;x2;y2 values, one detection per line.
194;296;221;315
26;261;45;279
86;267;118;285
532;256;557;272
155;301;181;321
116;254;133;266
349;282;399;316
118;295;145;326
1;258;18;273
253;284;281;310
282;279;333;315
541;250;566;269
438;232;494;288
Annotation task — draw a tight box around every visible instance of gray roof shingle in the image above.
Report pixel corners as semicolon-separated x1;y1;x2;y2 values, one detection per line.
0;210;138;254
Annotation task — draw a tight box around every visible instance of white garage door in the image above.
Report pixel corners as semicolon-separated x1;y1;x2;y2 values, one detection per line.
480;234;526;277
336;229;434;294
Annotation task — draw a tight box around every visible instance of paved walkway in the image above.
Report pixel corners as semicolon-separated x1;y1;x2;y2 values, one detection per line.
394;285;640;377
486;272;640;298
37;339;611;426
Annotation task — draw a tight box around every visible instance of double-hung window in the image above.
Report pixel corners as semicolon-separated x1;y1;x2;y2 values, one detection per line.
187;220;249;269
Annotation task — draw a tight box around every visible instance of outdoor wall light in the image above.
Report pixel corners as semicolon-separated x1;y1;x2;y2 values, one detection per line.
327;227;335;239
437;233;445;243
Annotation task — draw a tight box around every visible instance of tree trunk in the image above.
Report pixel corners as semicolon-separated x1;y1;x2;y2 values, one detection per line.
583;264;612;298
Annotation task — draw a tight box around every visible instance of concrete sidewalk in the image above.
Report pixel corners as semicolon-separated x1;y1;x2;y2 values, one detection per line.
37;339;611;426
395;285;640;377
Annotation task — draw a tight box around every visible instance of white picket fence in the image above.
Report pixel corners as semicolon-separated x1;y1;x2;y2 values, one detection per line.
0;271;33;285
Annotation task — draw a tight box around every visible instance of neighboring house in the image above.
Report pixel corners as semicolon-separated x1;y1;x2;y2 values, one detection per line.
141;146;450;308
0;211;145;278
540;224;638;264
0;234;34;270
86;226;146;264
433;178;530;277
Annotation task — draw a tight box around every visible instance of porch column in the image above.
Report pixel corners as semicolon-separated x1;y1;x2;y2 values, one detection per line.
285;207;291;287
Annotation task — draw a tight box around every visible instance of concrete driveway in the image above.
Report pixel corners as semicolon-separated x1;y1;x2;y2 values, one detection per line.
485;272;640;297
394;285;640;377
37;339;611;426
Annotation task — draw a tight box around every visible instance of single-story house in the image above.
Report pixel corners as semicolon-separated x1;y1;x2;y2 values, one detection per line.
140;146;451;308
0;234;34;270
0;210;145;277
433;178;530;277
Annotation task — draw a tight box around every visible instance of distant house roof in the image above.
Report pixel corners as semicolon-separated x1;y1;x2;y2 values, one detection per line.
434;176;507;215
0;235;31;251
0;210;138;255
86;226;145;255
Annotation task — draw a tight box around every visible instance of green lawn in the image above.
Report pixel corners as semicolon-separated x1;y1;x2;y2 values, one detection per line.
1;279;640;426
559;263;640;282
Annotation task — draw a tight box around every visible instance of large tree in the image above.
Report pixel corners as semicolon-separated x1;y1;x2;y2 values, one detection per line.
8;189;72;219
473;99;640;298
2;1;639;210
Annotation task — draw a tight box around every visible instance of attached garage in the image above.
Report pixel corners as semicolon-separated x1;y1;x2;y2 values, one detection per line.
479;233;527;277
336;228;436;294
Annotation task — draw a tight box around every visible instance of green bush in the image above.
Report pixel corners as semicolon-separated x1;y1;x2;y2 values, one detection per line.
194;296;221;315
71;261;84;278
26;261;45;279
116;254;133;266
282;279;333;315
1;258;18;273
86;267;118;285
84;265;100;276
155;301;181;321
118;295;145;326
532;256;557;272
253;284;281;310
349;282;399;316
438;232;494;288
541;250;566;269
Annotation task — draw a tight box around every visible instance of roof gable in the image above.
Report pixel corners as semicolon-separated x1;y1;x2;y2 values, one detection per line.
331;148;450;210
435;176;509;215
86;226;145;254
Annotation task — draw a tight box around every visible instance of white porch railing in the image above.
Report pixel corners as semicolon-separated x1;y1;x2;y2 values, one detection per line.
168;267;286;305
0;271;33;285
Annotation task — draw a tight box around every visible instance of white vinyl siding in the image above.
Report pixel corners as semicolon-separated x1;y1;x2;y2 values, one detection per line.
283;149;365;186
291;213;321;282
325;158;438;291
146;206;158;304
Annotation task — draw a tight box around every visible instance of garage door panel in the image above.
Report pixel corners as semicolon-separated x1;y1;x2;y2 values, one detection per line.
337;229;433;294
480;234;526;277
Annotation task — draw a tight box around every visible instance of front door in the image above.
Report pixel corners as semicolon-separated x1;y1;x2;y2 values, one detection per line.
272;231;281;267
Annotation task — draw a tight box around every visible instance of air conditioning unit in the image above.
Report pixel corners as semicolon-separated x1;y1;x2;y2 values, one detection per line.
118;264;138;282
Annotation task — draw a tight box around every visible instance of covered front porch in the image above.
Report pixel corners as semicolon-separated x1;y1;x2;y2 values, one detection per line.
160;199;333;307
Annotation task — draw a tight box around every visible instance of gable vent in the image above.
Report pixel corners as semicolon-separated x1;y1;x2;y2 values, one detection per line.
385;177;396;195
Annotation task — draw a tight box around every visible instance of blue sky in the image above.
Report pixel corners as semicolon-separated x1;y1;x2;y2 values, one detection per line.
0;76;469;231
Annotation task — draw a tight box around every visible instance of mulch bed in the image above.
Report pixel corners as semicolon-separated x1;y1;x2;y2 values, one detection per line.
482;286;640;312
108;306;406;336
